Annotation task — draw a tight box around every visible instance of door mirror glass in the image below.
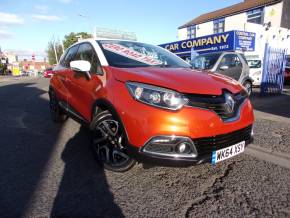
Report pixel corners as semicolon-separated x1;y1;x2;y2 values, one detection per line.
70;60;91;79
219;65;229;71
70;60;91;72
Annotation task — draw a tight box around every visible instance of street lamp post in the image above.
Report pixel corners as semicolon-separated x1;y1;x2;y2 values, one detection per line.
78;14;96;39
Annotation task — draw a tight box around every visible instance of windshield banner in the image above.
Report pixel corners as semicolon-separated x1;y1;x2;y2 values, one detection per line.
103;43;162;65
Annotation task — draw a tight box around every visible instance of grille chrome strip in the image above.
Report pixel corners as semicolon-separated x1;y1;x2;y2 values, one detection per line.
184;90;248;122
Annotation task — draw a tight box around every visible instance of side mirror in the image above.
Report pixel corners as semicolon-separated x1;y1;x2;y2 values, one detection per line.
70;60;91;79
219;65;229;71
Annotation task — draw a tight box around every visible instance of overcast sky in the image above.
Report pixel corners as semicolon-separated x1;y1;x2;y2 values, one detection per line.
0;0;241;56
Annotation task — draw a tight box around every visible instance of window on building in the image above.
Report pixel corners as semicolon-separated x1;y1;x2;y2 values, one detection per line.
187;25;196;39
213;18;225;34
247;8;264;24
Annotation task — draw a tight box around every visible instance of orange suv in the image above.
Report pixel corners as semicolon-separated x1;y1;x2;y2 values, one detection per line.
49;39;254;172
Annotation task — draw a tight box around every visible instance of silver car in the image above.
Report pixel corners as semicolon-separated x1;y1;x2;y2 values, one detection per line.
191;51;253;95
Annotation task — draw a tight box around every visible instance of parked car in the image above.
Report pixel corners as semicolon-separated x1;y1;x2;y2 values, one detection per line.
247;58;262;86
43;68;54;78
49;39;254;172
191;51;253;95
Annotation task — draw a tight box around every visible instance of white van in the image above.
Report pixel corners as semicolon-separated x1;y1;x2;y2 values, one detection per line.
246;57;262;86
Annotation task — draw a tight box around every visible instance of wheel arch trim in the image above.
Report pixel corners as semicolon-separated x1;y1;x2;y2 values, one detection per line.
91;99;130;143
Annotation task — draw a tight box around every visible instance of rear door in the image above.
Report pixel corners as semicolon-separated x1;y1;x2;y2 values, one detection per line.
216;54;243;81
54;44;79;109
67;42;104;122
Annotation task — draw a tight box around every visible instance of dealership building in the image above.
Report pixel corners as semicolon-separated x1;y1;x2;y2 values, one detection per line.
160;0;290;60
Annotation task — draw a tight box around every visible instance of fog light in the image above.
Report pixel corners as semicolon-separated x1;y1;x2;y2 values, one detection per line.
142;136;197;158
177;142;191;154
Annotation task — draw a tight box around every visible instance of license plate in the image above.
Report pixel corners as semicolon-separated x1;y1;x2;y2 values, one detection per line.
211;141;245;164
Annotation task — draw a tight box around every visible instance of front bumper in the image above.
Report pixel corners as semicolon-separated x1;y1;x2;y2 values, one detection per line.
126;125;254;167
112;80;255;148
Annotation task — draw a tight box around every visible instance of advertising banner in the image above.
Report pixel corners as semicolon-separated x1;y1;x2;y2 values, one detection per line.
159;30;255;57
234;31;255;52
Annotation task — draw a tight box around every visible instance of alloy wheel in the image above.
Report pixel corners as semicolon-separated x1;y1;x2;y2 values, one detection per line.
92;111;135;171
244;82;252;95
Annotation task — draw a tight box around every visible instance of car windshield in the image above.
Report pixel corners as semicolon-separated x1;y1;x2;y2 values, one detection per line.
98;40;190;68
190;53;221;70
247;60;261;68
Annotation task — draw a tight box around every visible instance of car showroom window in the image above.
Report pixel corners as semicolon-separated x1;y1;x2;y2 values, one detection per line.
75;43;102;74
63;45;79;68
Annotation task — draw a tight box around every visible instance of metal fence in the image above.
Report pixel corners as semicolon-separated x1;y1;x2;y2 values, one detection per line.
260;43;287;95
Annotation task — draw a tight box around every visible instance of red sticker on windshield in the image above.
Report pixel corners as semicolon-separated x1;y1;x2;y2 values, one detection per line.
103;43;162;66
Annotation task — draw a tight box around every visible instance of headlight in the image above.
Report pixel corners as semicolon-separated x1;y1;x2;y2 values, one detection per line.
252;71;261;77
126;82;188;110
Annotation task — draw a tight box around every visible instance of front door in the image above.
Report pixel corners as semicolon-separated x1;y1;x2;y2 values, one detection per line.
67;42;104;122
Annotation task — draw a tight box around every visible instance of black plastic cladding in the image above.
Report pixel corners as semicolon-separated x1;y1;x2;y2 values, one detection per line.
184;89;248;121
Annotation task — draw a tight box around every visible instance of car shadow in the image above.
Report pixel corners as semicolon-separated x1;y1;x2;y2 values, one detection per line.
0;82;62;217
250;88;290;118
0;81;124;217
50;126;124;217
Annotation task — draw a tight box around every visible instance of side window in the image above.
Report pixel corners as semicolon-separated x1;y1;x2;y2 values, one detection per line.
219;54;242;69
63;45;79;68
59;50;68;67
74;43;102;74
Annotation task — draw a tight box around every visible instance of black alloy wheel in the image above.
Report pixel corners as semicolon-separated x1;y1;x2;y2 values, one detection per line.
91;110;136;172
243;81;252;96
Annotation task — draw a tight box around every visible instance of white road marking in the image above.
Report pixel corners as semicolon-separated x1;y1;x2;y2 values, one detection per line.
246;144;290;170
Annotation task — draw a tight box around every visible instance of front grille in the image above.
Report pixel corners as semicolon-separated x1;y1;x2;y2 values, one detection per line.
144;143;173;153
185;90;248;121
193;125;252;156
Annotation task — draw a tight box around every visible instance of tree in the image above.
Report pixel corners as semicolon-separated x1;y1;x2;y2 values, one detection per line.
46;38;63;65
62;32;92;49
46;32;92;65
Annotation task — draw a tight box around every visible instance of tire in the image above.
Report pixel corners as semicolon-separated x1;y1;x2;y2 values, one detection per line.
91;110;136;172
49;89;68;123
243;81;252;96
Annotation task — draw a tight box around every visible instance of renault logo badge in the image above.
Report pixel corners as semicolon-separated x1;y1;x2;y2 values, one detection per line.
224;93;235;114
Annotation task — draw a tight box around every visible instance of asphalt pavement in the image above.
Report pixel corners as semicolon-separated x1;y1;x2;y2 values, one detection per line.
0;77;289;217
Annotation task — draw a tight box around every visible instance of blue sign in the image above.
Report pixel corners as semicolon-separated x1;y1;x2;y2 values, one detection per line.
159;30;255;57
234;31;256;52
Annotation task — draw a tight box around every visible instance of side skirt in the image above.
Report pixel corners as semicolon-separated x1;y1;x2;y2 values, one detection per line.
58;101;90;127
